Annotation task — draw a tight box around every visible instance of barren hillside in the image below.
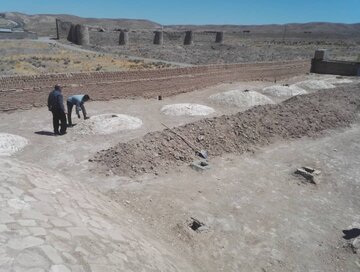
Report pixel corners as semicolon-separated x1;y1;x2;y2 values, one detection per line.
1;12;161;36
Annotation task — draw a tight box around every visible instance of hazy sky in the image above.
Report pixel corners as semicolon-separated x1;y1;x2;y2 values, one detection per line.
1;0;359;25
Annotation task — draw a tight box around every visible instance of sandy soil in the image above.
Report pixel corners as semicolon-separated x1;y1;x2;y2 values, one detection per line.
0;74;359;271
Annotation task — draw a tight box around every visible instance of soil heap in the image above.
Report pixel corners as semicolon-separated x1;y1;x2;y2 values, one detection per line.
93;84;360;177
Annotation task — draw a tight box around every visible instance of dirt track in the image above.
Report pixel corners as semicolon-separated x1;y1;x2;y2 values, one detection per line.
0;60;309;112
93;84;360;176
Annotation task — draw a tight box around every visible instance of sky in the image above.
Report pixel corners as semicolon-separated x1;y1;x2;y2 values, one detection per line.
0;0;359;25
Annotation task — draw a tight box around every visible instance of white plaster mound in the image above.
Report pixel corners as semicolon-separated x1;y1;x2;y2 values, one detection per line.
75;114;143;135
294;80;336;90
262;85;308;97
209;89;274;107
161;103;215;116
325;77;353;84
0;133;28;156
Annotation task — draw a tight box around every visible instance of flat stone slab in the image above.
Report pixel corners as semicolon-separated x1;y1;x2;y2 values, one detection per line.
294;166;321;184
190;160;211;172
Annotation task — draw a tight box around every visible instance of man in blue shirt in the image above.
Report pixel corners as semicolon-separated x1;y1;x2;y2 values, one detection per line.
67;94;90;126
47;84;67;135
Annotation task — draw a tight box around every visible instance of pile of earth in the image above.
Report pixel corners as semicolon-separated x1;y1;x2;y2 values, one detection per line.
74;114;143;135
209;89;274;107
294;80;336;90
0;133;28;156
160;103;215;116
92;84;360;177
262;85;308;97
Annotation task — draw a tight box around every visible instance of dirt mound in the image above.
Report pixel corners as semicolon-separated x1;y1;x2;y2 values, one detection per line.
294;80;336;90
209;89;274;107
262;85;308;97
0;133;28;156
92;84;360;177
74;114;142;135
161;103;215;116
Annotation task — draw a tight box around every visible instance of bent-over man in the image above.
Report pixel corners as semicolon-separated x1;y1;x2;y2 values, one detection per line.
67;94;90;126
47;84;67;135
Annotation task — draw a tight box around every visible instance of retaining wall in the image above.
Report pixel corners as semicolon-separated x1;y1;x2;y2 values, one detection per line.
311;59;360;76
0;60;310;112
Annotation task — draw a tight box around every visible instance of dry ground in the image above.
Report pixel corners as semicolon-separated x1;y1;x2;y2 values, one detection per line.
0;40;170;76
0;74;359;271
101;36;360;65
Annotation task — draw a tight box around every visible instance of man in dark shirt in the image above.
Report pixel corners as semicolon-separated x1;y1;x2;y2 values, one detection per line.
47;84;67;135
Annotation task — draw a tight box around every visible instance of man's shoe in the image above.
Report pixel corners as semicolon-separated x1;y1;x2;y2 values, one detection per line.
59;131;67;136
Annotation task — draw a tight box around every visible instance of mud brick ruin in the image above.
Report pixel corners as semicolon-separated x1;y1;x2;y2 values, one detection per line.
311;49;360;76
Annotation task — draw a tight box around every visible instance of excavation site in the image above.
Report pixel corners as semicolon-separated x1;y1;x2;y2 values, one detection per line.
0;8;360;272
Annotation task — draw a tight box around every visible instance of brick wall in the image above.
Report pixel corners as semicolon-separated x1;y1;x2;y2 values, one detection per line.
0;60;310;112
311;59;360;76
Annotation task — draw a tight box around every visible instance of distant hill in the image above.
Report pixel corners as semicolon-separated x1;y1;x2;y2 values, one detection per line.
1;12;359;38
0;12;162;36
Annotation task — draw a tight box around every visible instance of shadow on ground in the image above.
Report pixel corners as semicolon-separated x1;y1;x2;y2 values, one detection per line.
34;131;56;136
342;228;360;240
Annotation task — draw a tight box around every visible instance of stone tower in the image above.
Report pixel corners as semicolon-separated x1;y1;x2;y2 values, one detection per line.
119;30;129;45
215;31;224;44
184;31;193;45
153;31;163;45
67;24;77;44
75;24;90;46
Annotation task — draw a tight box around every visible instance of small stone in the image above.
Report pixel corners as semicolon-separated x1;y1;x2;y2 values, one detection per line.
15;249;49;268
62;252;78;264
24;195;38;202
0;211;14;224
0;224;9;232
294;167;321;184
190;160;211;172
41;245;63;264
22;210;48;221
50;229;71;240
50;218;72;227
8;186;24;197
67;227;91;237
18;220;37;227
8;199;30;210
75;246;89;256
29;227;47;236
50;264;71;272
7;236;44;250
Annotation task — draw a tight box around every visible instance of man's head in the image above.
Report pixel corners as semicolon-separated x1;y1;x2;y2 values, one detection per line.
54;84;61;91
83;94;90;102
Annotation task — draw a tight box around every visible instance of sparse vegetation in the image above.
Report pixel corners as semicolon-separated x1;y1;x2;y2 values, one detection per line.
0;40;172;76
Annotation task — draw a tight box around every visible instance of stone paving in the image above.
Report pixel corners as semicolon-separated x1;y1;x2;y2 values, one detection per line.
0;158;191;271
